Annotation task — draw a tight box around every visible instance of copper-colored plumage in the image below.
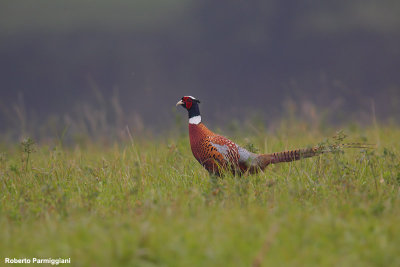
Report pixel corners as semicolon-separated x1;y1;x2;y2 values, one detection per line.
189;123;240;174
189;123;324;175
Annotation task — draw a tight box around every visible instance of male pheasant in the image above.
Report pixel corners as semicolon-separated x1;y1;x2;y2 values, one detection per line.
177;96;371;176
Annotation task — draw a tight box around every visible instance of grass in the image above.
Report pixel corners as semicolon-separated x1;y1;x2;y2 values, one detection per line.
1;123;400;266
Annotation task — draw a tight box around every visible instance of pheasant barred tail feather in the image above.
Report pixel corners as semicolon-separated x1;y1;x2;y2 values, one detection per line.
329;143;377;150
255;146;321;168
255;143;376;169
313;142;376;155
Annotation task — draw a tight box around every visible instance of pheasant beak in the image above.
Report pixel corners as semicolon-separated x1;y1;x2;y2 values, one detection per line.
176;100;184;106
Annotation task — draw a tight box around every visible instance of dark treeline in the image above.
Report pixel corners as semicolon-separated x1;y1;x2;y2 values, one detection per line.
0;0;399;137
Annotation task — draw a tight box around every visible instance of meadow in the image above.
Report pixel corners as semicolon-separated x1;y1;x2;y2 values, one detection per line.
1;122;400;266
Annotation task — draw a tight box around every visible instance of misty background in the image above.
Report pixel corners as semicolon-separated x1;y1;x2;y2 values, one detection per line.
1;1;399;140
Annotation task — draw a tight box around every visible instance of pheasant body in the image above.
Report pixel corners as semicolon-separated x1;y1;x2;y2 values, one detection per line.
188;122;321;175
189;123;254;174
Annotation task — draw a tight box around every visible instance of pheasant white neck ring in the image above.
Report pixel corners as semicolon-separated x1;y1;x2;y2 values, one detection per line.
189;115;201;125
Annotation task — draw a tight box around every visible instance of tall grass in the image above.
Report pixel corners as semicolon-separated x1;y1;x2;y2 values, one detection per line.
0;123;400;266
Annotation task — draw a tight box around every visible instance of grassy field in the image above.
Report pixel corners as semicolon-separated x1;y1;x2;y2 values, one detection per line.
1;123;400;266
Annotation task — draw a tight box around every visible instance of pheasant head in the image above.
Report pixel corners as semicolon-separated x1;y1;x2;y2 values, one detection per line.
176;96;201;124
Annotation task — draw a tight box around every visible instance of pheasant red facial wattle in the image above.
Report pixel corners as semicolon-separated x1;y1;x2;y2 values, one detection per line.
176;96;372;176
183;97;193;109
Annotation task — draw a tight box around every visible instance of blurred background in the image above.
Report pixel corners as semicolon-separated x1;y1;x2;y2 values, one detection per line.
0;0;399;141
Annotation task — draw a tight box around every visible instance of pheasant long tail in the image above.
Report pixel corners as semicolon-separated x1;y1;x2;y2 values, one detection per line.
255;143;375;169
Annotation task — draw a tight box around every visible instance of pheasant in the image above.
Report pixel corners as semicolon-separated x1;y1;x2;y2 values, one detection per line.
176;96;372;176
